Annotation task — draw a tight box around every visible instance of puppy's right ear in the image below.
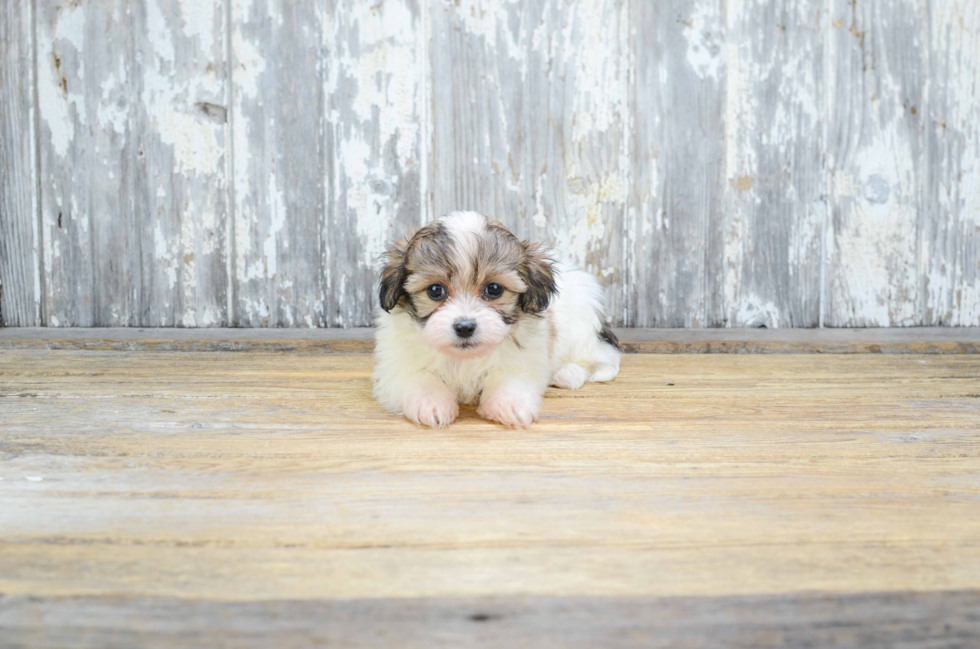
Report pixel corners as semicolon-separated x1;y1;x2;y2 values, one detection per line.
518;242;558;314
379;236;410;312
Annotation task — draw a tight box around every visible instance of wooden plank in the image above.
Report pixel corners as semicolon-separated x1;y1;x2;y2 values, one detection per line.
230;0;325;327
135;0;231;326
825;0;927;326
35;0;230;327
430;0;629;323
523;0;629;323
629;0;727;327
922;1;980;326
0;327;978;354
429;0;530;234
722;0;824;327
1;351;979;608
323;0;425;327
35;0;141;326
2;591;978;648
0;0;40;327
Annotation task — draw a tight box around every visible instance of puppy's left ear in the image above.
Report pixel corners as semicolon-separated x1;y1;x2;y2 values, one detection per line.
379;236;410;312
518;242;558;314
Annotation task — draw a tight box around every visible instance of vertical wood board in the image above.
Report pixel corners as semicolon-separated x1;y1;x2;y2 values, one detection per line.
825;0;927;326
629;0;727;327
430;0;629;324
922;1;980;326
323;0;425;327
0;0;40;326
722;0;825;328
135;0;230;327
231;0;326;327
36;0;141;326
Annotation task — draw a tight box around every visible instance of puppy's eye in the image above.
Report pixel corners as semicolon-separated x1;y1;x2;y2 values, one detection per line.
482;282;504;300
426;284;447;300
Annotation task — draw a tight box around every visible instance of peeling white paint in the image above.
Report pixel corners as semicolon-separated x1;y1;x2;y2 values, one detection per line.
683;1;724;81
557;0;625;145
833;66;921;326
23;0;980;329
143;0;223;176
737;296;782;329
96;73;128;135
230;24;265;98
325;0;421;268
177;0;216;54
559;173;625;270
154;221;178;292
263;171;286;279
37;3;87;159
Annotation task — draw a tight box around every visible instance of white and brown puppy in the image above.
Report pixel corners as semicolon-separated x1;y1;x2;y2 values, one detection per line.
373;211;621;428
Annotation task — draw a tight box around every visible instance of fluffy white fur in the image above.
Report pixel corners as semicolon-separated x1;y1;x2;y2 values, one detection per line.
373;212;620;428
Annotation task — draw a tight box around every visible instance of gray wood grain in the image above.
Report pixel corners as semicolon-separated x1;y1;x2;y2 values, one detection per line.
230;0;424;327
36;0;141;326
429;0;529;235
0;0;39;326
723;0;825;328
826;0;927;326
923;1;980;326
4;0;980;328
1;591;977;649
34;0;229;327
629;0;727;327
323;0;424;327
526;0;629;324
230;0;326;327
431;0;629;323
135;0;230;327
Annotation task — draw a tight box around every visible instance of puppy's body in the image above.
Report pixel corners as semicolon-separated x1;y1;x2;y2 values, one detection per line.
373;212;620;428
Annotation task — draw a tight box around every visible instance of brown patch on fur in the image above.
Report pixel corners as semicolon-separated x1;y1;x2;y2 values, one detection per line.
380;222;455;318
378;236;411;312
517;242;558;314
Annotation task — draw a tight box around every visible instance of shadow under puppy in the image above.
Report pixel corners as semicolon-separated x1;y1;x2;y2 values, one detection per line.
373;211;621;428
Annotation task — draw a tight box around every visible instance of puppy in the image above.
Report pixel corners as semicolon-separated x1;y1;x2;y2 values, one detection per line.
372;211;621;428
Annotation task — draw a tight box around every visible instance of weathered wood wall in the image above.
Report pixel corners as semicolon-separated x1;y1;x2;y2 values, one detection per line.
1;0;977;327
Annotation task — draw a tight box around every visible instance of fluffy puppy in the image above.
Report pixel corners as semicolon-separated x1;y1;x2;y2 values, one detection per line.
372;211;621;428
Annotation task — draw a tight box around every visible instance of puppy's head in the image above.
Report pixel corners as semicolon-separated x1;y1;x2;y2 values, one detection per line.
379;211;557;359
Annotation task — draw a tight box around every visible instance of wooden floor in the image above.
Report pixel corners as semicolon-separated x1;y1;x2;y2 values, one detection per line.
1;344;979;647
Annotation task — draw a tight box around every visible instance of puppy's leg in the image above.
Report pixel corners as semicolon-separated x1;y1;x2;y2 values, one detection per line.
400;380;459;428
587;339;621;383
550;363;588;390
478;346;550;428
376;370;458;428
478;378;542;428
374;314;459;428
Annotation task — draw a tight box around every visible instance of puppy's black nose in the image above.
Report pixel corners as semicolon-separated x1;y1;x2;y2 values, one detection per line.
454;320;477;339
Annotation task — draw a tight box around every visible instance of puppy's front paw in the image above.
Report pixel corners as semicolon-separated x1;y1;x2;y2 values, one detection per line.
403;391;459;428
478;391;540;428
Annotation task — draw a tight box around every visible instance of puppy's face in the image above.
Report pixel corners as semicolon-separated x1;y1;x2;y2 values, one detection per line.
379;212;556;359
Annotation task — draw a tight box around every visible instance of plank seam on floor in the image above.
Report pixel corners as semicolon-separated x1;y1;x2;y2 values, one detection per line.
0;327;978;353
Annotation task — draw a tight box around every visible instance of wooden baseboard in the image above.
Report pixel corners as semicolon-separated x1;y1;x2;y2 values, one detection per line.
0;327;977;353
2;591;977;648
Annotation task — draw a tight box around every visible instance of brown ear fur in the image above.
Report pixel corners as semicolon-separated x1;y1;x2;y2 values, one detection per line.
518;242;558;314
378;235;412;312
